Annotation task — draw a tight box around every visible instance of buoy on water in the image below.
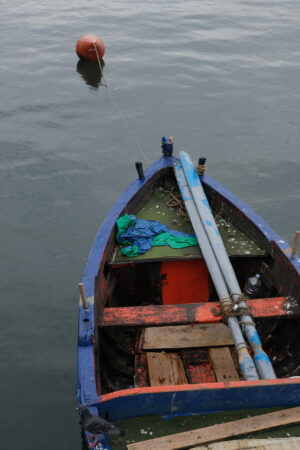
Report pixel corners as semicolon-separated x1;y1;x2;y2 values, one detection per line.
76;34;105;61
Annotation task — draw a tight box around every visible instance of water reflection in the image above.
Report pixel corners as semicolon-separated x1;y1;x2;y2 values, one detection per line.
76;59;105;90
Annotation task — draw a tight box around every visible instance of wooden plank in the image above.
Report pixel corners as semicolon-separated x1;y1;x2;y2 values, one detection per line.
143;324;234;350
147;352;188;386
134;352;149;388
127;406;300;450
182;349;215;383
209;347;240;382
193;438;300;449
98;297;289;328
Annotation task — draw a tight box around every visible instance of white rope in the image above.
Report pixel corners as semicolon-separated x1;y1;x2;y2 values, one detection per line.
93;44;151;165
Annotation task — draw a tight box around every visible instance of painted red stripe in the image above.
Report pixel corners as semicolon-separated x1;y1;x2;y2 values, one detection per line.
99;297;288;327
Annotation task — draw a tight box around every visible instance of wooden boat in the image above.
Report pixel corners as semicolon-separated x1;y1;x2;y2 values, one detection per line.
77;141;300;448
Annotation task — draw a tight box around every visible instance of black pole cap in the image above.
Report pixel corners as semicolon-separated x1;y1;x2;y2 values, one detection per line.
135;161;145;180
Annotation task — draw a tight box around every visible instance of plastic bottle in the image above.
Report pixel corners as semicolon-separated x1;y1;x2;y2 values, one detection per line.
244;274;262;299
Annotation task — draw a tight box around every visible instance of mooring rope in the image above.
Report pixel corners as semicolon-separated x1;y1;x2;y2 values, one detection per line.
93;44;151;165
211;293;254;325
162;166;206;222
196;164;206;176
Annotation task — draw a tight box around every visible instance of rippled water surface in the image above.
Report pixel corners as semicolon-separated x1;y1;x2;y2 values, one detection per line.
1;1;300;448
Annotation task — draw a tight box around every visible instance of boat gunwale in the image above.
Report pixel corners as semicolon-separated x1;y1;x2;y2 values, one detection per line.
97;377;300;403
92;378;300;423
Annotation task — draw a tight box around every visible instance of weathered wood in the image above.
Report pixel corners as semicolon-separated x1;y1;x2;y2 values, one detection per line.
182;349;215;383
270;241;300;300
127;406;300;450
78;282;88;309
209;347;240;381
134;352;149;388
147;352;188;386
98;297;288;328
291;231;300;259
193;437;300;449
143;324;234;350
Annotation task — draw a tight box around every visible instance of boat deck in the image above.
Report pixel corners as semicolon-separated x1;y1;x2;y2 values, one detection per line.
98;297;293;392
110;190;265;265
143;324;240;385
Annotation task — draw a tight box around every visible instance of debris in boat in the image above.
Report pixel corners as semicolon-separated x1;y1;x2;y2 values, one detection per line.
164;186;191;222
78;405;124;442
127;406;300;450
244;274;262;299
116;214;197;257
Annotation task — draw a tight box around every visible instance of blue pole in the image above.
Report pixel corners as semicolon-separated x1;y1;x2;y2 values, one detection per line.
174;163;258;380
179;151;276;380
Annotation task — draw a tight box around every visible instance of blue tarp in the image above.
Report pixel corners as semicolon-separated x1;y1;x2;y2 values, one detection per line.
116;214;198;257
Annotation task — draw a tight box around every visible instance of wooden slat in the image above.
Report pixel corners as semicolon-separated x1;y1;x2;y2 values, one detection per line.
182;349;216;383
143;324;234;350
98;297;289;328
193;438;300;449
147;352;188;386
209;347;240;381
127;406;300;450
134;352;149;388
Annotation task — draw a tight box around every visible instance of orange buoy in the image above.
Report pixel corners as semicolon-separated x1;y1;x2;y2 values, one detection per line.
76;34;105;61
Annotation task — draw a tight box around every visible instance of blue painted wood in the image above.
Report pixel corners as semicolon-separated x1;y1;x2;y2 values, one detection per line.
77;345;100;405
94;382;300;421
78;305;93;346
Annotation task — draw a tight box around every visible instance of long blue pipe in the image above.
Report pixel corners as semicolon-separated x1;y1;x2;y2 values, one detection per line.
174;163;258;380
180;151;276;380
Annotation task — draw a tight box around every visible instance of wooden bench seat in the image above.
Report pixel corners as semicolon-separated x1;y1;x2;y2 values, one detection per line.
98;297;289;328
143;324;234;350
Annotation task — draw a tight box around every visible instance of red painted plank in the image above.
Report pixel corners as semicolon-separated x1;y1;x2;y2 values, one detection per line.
248;297;287;317
98;297;288;327
134;352;149;388
182;349;216;383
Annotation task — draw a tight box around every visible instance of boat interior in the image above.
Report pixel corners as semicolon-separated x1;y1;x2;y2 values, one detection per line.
93;167;300;395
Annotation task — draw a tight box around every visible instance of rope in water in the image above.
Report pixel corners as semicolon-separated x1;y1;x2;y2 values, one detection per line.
93;44;151;165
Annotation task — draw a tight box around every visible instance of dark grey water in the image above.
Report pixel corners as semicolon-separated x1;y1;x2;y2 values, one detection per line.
1;1;300;448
